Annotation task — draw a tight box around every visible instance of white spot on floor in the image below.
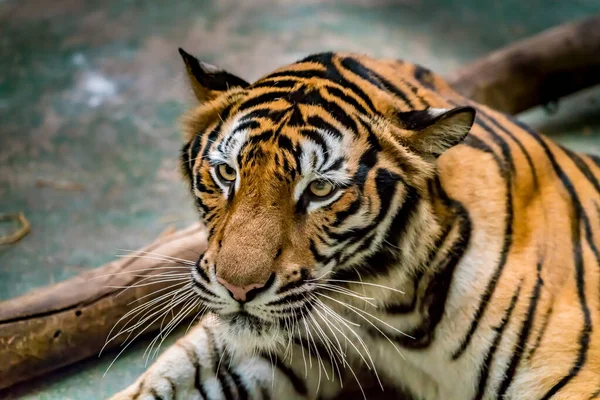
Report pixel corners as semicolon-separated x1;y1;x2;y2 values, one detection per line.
80;72;117;108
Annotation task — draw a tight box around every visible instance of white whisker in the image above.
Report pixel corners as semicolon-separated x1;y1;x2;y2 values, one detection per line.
127;281;188;306
90;266;192;280
102;286;193;376
102;284;191;351
115;253;195;266
314;279;405;294
317;293;408;365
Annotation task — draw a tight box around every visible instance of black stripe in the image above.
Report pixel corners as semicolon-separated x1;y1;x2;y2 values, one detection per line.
306;115;344;139
405;211;470;348
561;145;600;196
464;135;502;165
298;128;329;160
277;269;309;294
195;198;209;217
323;157;344;174
245;130;275;146
338;232;376;265
265;290;307;307
194;106;231;166
131;380;144;400
358;116;383;152
304;89;359;134
399;76;430;107
260;385;271;400
219;119;260;153
385;272;420;314
219;374;235;400
263;69;326;80
239;107;279;122
509;119;592;398
206;328;235;400
496;259;544;398
477;109;539;190
413;65;435;89
226;368;248;400
261;53;376;117
325;169;403;244
529;134;592;400
477;117;515;172
588;154;600;168
237;91;288;113
324;85;369;115
179;343;210;400
195;175;215;195
195;360;209;400
332;197;362;228
334;183;420;282
201;122;223;161
472;282;522;400
189;132;203;164
526;303;553;362
149;388;164;400
194;260;213;286
347;129;379;192
309;238;328;263
300;52;378;114
277;136;303;180
192;283;226;305
181;141;193;183
220;103;234;121
193;358;208;400
300;52;336;65
340;57;414;108
454;128;515;360
375;188;471;348
288;104;305;126
263;352;308;396
251;79;300;89
233;119;261;135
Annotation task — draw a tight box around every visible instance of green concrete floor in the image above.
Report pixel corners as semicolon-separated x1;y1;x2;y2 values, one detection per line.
1;0;599;398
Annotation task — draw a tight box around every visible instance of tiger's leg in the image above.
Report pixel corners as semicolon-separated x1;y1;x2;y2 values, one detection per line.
108;316;346;400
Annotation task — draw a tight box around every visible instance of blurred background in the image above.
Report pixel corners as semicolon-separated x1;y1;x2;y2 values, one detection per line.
1;0;599;398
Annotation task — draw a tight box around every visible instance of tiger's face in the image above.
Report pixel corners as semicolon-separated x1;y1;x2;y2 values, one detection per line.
178;50;475;352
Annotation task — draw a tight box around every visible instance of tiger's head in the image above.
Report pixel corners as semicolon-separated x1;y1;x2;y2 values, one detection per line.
178;49;475;352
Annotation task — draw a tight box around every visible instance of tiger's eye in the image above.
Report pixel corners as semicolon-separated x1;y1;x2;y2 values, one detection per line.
309;180;334;197
217;164;236;182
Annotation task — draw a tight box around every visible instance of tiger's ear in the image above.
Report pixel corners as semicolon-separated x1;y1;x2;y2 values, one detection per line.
178;48;250;103
396;106;476;157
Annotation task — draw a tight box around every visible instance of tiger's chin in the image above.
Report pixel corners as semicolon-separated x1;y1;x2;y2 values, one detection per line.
216;311;287;356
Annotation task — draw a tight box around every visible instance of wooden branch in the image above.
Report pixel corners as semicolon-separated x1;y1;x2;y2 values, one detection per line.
0;223;207;390
447;15;600;115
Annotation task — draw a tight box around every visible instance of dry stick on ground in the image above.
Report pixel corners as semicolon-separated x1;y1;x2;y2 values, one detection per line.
1;15;600;392
447;15;600;115
0;213;30;245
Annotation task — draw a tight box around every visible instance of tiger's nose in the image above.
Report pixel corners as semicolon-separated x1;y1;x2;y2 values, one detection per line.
216;276;268;302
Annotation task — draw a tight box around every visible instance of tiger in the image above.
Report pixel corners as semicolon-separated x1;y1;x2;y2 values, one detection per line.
108;49;600;400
